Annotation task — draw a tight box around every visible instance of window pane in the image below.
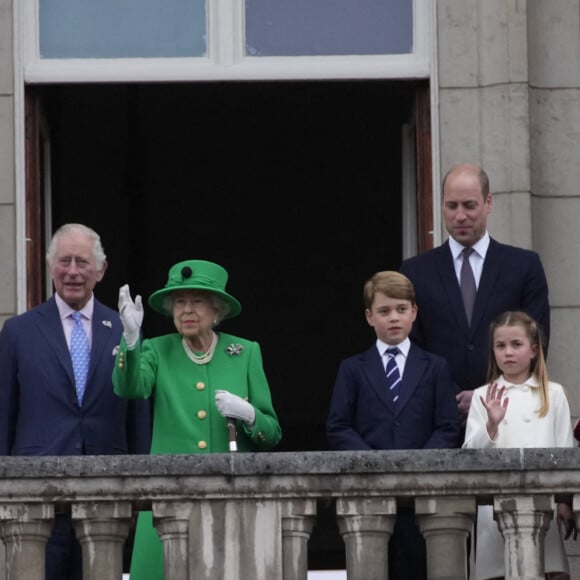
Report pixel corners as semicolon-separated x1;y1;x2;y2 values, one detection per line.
39;0;206;58
245;0;413;57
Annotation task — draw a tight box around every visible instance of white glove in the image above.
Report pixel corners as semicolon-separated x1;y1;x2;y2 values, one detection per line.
215;390;256;425
118;284;143;349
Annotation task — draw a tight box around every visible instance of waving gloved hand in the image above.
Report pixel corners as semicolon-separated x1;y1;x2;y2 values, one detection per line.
215;390;256;425
118;284;143;349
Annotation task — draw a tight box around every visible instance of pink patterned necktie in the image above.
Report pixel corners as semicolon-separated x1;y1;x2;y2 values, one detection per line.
70;312;90;405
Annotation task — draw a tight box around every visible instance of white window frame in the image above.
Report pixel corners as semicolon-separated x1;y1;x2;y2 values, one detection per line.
19;0;433;83
13;0;441;311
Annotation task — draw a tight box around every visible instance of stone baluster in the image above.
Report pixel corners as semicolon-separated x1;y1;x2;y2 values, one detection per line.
153;501;193;580
72;501;132;580
0;503;54;580
187;499;282;579
573;493;580;532
336;497;396;580
280;499;317;580
415;496;475;580
494;494;553;580
0;536;4;580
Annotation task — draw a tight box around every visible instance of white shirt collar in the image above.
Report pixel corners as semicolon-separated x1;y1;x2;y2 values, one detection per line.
376;337;411;358
449;231;490;260
495;374;540;390
55;292;94;322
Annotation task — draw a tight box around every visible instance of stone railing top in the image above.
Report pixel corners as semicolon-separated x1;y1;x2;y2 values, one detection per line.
0;448;578;478
0;449;578;508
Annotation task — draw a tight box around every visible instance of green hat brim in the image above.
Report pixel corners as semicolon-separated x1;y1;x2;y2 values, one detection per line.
148;286;241;319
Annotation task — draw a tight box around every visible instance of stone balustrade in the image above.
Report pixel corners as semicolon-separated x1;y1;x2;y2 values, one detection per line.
0;448;578;580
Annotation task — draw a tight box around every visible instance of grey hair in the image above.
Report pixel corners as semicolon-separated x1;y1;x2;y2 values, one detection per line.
162;292;230;323
46;223;107;270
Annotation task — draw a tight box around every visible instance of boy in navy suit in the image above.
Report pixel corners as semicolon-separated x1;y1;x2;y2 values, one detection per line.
327;270;459;580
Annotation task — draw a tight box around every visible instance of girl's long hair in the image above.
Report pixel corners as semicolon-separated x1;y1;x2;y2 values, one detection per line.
487;311;550;417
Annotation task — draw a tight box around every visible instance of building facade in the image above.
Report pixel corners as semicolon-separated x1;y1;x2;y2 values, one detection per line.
1;0;580;576
1;4;579;420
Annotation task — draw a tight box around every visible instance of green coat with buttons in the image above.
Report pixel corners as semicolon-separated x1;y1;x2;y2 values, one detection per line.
113;331;282;580
113;331;281;453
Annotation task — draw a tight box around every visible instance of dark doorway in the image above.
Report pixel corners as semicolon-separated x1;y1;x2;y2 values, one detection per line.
40;80;416;569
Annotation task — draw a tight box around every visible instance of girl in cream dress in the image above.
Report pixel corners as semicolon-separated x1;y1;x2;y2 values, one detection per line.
463;311;576;580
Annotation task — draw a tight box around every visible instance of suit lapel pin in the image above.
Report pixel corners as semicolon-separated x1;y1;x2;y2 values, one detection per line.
102;320;112;328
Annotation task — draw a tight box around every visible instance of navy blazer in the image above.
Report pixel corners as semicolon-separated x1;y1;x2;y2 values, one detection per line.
0;296;150;456
400;238;550;391
326;343;459;450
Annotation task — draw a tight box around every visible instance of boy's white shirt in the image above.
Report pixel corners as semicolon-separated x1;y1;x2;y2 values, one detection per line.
375;337;410;376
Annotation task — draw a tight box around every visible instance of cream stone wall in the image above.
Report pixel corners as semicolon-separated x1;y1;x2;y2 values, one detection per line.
437;9;580;575
528;0;580;422
437;0;580;423
0;2;578;400
0;4;13;579
437;0;531;194
1;0;580;577
0;0;15;325
0;4;577;402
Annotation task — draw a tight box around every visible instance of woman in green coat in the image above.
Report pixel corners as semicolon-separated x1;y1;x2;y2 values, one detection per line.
113;259;282;580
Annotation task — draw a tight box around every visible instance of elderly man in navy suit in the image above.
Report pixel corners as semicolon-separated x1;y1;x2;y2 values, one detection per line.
400;164;550;442
0;223;151;580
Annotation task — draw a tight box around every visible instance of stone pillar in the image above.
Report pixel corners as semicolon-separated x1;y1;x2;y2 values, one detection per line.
570;493;580;578
494;494;553;580
280;499;317;580
415;496;475;580
153;501;193;580
72;501;132;580
436;0;532;243
0;503;54;580
527;0;580;419
336;497;396;580
186;499;282;580
0;0;17;325
0;539;4;580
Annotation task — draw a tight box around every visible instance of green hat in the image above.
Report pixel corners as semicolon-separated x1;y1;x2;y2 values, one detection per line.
148;259;241;319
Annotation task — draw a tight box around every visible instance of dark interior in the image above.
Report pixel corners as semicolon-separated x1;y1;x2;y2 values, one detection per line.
41;80;415;569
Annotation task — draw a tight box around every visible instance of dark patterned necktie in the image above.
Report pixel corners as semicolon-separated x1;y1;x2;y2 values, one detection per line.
460;247;476;324
385;347;401;403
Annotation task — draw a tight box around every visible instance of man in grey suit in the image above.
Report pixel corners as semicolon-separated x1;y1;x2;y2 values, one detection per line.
0;223;151;580
400;164;550;442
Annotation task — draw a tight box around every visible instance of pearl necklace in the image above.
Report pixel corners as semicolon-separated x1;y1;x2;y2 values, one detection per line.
182;332;218;365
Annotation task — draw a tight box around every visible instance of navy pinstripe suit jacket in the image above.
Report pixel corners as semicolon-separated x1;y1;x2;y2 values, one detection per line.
0;296;150;456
